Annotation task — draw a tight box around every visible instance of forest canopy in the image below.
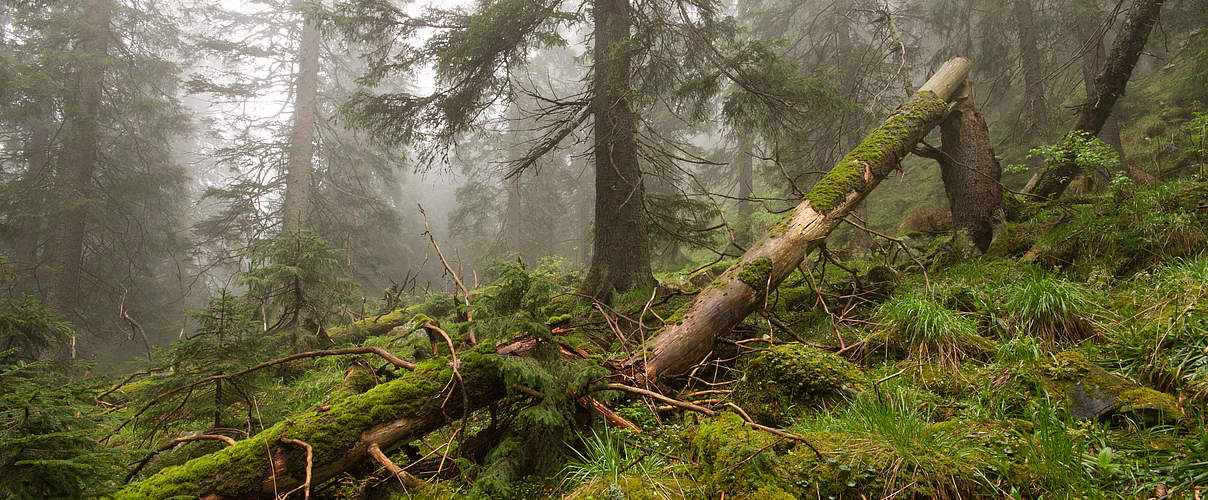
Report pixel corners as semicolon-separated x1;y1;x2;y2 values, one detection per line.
2;0;1208;498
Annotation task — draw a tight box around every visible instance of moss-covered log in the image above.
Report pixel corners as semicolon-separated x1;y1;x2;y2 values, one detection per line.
624;58;972;382
112;345;509;499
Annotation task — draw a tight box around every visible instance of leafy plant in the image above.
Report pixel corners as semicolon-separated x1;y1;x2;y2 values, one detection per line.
1029;131;1121;180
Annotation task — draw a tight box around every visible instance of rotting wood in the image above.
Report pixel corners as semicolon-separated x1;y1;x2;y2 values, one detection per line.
915;82;1002;253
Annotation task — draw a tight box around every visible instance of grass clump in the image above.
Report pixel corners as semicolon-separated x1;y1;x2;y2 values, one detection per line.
872;293;993;367
562;427;665;498
1001;270;1097;344
791;392;999;499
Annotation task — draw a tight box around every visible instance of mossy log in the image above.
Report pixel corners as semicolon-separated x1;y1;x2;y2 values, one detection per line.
112;344;511;499
625;58;972;382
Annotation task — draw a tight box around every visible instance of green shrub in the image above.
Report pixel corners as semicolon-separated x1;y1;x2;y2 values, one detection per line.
0;296;72;363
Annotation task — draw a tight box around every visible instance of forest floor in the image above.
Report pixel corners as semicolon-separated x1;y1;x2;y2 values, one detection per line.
103;172;1208;499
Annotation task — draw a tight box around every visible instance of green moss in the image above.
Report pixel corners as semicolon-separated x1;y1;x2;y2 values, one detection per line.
804;158;865;214
114;347;502;499
1116;387;1182;423
665;305;689;325
731;344;867;425
328;308;410;342
737;257;774;289
545;313;573;325
804;90;948;213
1040;350;1182;425
682;412;791;495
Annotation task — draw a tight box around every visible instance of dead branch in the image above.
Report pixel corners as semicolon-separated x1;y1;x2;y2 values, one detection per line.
597;382;717;417
418;204;477;344
726;402;823;459
367;442;426;491
120;288;154;362
280;438;313;500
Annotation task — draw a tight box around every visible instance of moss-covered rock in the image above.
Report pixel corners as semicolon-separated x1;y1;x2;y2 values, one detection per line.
1042;350;1182;426
731;344;867;425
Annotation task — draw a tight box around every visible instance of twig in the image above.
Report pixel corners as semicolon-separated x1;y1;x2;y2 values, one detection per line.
724;437;785;473
280;437;313;500
875;363;923;387
726;402;824;460
113;347;416;435
597;383;717;416
368;442;426;491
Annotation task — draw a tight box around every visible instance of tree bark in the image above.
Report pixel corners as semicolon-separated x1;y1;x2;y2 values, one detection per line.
936;84;1002;254
49;2;110;317
281;0;321;234
504;176;524;258
579;0;655;301
1030;0;1164;200
624;58;972;382
1013;0;1048;142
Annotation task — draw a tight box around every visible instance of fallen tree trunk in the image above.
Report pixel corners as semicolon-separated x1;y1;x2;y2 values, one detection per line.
625;58;972;382
112;346;509;499
1028;0;1165;200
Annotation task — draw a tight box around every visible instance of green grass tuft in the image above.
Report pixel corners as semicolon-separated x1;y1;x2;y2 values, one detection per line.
872;293;993;367
1001;270;1097;344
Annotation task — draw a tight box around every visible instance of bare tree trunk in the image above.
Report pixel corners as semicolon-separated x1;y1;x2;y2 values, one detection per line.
734;133;756;245
1013;0;1048;141
281;1;321;234
624;58;972;382
504;176;524;258
579;0;655;300
1030;0;1164;199
15;120;53;282
935;85;1002;254
49;2;110;317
